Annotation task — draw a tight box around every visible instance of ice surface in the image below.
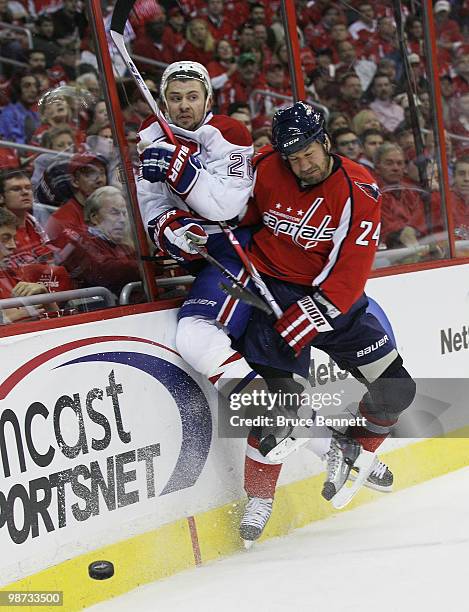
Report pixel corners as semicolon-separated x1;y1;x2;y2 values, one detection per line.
89;467;469;612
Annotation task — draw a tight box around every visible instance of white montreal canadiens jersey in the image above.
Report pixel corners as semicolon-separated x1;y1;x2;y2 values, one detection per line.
137;112;253;231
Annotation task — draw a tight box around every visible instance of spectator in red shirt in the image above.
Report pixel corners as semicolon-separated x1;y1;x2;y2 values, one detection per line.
132;5;174;72
46;152;107;249
207;38;238;97
32;93;76;146
434;0;463;62
364;16;398;63
61;186;141;297
349;2;376;41
203;0;235;43
332;72;365;118
261;59;291;115
374;142;427;248
449;92;469;156
0;147;19;171
184;18;216;66
0;207;66;323
304;4;343;51
451;156;469;243
0;170;53;266
218;52;266;114
234;23;256;55
329;22;352;63
165;6;187;56
405;15;424;58
451;50;469;97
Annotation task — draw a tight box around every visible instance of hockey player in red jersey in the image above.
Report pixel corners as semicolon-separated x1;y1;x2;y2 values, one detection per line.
137;72;412;545
231;102;416;543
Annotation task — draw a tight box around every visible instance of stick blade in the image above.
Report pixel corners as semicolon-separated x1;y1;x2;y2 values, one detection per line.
111;0;137;34
219;282;273;315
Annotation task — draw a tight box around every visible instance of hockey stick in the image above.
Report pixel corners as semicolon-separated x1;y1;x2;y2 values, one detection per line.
218;222;283;319
188;241;274;315
110;0;176;145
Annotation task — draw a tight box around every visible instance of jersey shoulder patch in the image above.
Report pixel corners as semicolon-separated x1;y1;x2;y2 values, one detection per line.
354;181;381;202
208;114;252;147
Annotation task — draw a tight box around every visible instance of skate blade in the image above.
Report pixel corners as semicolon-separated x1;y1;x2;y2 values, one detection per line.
265;436;309;462
332;451;379;509
243;539;255;550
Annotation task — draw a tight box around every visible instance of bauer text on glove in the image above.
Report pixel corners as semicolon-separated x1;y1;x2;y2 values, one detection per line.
274;295;333;357
141;142;202;196
148;209;208;263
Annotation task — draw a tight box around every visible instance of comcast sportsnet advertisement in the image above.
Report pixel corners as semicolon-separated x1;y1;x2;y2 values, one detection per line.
0;321;214;584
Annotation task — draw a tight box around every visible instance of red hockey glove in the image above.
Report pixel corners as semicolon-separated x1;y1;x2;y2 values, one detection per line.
149;208;208;263
274;295;333;357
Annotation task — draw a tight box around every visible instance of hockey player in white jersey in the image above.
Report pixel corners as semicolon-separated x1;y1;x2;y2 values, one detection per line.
137;63;385;547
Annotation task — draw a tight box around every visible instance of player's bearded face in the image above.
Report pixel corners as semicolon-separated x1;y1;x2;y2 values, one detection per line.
165;80;208;131
287;141;332;185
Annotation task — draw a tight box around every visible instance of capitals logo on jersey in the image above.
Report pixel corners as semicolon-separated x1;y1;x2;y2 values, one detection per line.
354;181;380;202
263;197;337;250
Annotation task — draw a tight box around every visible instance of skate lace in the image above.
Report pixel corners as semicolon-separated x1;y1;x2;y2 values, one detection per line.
241;498;272;529
327;445;341;479
371;460;387;479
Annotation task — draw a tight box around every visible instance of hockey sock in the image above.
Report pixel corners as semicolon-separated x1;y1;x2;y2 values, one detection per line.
348;399;394;452
244;433;283;498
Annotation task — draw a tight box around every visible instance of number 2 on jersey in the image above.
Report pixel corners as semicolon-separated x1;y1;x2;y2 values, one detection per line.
356;221;381;246
228;153;253;179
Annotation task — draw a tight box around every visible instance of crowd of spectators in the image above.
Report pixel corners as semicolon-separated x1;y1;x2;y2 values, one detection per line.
0;0;468;323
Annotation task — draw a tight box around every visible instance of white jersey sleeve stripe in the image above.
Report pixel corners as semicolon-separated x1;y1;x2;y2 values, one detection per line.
313;196;352;287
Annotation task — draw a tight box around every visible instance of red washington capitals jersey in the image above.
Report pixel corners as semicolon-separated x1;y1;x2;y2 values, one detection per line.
247;149;382;314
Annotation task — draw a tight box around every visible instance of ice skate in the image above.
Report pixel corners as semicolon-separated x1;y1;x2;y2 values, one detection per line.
322;432;378;509
322;432;361;501
239;497;273;548
350;459;394;492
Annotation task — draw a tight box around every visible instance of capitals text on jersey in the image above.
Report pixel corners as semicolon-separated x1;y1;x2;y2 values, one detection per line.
263;197;337;250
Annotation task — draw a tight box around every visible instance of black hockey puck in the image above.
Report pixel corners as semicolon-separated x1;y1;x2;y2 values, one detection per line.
88;560;114;580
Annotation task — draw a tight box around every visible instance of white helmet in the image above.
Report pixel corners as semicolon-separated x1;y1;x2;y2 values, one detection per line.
160;61;213;120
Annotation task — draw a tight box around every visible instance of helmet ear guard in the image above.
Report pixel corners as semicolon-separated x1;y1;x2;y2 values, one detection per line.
271;101;329;157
